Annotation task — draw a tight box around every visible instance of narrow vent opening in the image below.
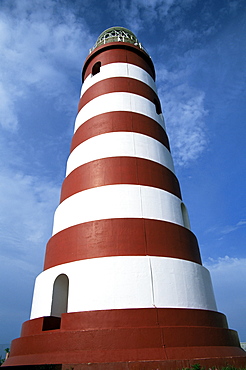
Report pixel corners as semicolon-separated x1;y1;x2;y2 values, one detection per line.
154;98;162;115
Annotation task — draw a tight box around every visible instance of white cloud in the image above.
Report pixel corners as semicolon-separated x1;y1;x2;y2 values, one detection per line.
205;220;246;237
205;256;246;340
108;0;192;31
0;168;60;269
0;82;19;131
156;68;208;166
220;220;246;235
0;0;92;131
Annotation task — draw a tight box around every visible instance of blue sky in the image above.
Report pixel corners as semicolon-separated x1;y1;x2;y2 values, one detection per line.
0;0;245;344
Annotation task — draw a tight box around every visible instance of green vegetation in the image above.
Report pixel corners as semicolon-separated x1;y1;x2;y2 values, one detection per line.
0;347;9;365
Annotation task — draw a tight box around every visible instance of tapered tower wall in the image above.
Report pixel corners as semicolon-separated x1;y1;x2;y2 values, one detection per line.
3;27;246;368
30;40;216;320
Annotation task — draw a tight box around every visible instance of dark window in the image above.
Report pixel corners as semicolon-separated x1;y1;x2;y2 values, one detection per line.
92;61;101;76
154;98;162;115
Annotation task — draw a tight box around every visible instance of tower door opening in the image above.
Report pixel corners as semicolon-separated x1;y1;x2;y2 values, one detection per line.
51;274;69;317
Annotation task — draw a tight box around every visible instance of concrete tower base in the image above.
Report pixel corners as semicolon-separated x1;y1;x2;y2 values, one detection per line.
3;308;246;368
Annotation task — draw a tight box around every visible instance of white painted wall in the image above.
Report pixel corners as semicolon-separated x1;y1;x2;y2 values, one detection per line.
74;92;165;132
30;256;217;319
52;184;186;235
66;132;174;176
81;62;157;96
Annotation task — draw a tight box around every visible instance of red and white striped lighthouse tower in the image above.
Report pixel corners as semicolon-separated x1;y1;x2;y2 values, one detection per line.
4;27;246;369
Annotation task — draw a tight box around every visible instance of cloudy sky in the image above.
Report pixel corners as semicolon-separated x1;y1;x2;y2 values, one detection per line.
0;0;245;345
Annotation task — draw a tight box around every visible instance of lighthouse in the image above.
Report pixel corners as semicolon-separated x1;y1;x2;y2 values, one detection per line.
4;27;246;369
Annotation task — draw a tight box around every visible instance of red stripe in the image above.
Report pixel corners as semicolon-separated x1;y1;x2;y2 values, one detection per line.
60;157;181;203
78;77;160;112
83;43;155;81
71;111;170;152
43;219;201;270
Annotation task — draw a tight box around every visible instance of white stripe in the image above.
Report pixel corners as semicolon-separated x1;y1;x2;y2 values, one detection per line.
74;92;165;133
66;132;174;177
52;184;185;236
30;256;217;319
81;62;157;96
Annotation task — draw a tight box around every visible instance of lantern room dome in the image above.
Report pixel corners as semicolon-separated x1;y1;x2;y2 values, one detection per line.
90;26;146;53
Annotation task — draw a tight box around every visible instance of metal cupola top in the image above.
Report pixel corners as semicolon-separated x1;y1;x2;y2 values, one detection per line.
90;26;146;53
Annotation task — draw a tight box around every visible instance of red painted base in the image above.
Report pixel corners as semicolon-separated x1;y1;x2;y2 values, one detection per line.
3;308;246;368
2;358;246;370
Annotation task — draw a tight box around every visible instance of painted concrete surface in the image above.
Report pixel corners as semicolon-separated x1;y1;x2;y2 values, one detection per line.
52;184;187;235
66;131;175;176
30;256;217;319
81;62;157;96
74;92;165;132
